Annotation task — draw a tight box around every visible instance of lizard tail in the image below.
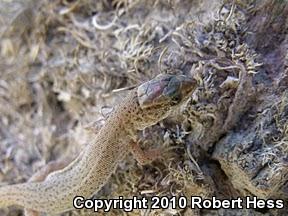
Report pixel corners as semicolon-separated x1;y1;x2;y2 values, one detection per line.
0;182;47;210
0;173;89;213
0;184;25;207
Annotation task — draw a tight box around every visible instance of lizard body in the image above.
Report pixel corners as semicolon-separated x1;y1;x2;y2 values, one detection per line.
0;74;196;214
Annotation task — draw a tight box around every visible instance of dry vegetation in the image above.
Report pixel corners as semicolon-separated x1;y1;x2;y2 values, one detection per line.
0;0;287;215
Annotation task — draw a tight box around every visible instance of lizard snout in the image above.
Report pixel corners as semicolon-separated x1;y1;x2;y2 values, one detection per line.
138;74;197;109
162;75;197;105
176;75;197;98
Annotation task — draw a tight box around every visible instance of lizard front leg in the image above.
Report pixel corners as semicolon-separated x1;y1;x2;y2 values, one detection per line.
129;140;163;165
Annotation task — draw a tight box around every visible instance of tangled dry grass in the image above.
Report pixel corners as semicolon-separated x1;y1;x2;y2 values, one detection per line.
0;0;288;215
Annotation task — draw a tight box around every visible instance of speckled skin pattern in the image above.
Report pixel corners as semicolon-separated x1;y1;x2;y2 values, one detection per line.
0;74;196;214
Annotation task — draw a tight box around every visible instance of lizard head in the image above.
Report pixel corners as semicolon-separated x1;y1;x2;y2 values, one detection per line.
136;73;197;129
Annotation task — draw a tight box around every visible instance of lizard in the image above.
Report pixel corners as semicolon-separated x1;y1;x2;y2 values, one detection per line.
0;73;197;215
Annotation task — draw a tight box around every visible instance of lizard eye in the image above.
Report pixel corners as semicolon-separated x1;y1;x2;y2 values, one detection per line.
170;95;181;105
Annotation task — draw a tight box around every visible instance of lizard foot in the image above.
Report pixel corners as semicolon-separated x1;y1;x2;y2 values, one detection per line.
129;141;162;165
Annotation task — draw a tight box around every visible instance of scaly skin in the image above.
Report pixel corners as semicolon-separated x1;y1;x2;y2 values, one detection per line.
0;74;197;214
